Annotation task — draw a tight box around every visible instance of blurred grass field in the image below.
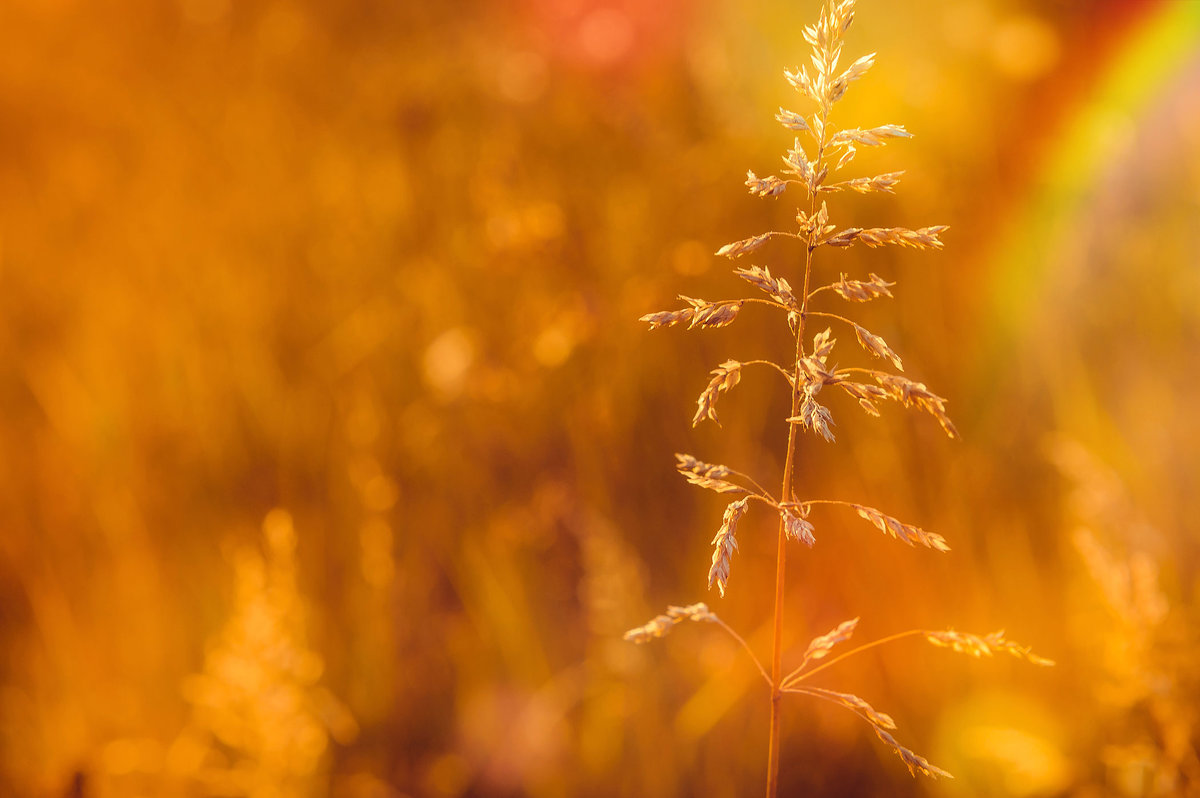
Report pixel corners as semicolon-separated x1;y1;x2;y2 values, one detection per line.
0;0;1197;795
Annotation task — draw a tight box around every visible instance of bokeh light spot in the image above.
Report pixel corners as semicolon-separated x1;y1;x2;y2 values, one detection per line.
992;15;1060;81
497;51;549;104
423;328;476;400
578;8;634;67
533;324;574;368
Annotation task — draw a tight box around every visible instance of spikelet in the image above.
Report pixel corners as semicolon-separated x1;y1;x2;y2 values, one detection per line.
693;360;743;427
716;233;772;258
797;0;859;113
746;170;788;198
682;296;743;329
708;499;749;597
775;107;810;133
831;143;858;171
674;453;750;496
874;374;959;439
809;687;896;730
790;387;835;442
735;265;797;309
852;323;903;371
822;227;864;248
782;138;818;191
853;225;948;250
797;329;839;389
852;504;950;552
925;630;1055;666
639;307;693;330
674;453;730;479
797;201;834;243
828;52;874;102
784;66;818;103
781;503;816;547
810;327;836;363
830;272;895;302
640;297;745;331
835;379;887;417
828;124;911;148
623;611;679;644
797;353;837;386
824;172;904;194
803;617;858;662
624;603;718;644
873;727;954;780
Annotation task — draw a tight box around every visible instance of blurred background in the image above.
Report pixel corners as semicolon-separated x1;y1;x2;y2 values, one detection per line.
0;0;1197;795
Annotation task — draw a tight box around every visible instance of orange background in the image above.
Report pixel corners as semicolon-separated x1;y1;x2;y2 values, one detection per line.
0;0;1196;795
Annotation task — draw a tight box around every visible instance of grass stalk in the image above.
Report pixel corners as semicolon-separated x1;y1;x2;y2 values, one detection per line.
624;2;1051;792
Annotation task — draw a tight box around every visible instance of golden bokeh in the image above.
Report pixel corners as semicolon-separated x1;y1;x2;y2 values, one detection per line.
0;0;1197;795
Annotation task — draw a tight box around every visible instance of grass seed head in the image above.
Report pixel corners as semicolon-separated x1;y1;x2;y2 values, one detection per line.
708;499;749;597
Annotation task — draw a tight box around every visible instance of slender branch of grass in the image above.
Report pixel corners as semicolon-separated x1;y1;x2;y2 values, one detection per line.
782;629;925;688
806;283;835;300
728;466;780;506
739;297;795;312
798;498;867;511
746;494;782;511
782;684;879;725
742;359;797;386
712;615;772;687
702;298;792;313
805;309;860;330
835;366;892;378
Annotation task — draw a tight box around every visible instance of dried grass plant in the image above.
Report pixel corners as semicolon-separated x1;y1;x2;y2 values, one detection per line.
1052;440;1200;793
176;510;358;798
626;2;1051;794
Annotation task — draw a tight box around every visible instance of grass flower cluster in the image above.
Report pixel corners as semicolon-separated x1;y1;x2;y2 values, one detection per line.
625;1;1051;793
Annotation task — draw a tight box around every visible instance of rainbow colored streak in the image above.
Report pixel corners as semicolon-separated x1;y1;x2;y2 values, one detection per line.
986;0;1200;346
